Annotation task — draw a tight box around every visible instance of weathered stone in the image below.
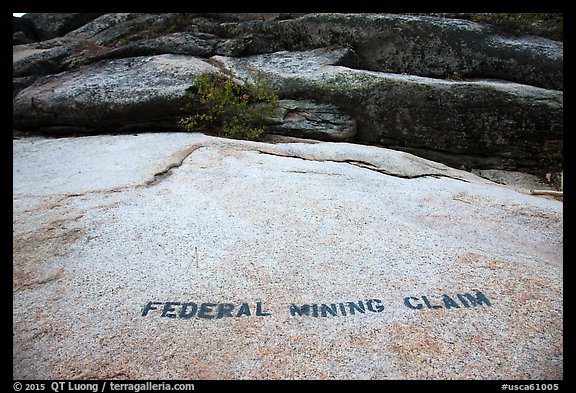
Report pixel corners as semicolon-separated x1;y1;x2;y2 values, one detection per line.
215;48;563;172
196;13;295;22
13;76;39;98
63;13;163;46
13;16;36;44
13;55;218;133
12;13;563;90
268;100;357;141
13;44;71;77
11;13;563;173
12;14;193;79
102;32;220;59
218;13;563;90
11;12;564;380
13;31;30;45
21;13;104;41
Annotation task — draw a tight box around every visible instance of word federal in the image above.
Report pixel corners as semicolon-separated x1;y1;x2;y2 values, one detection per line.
141;301;270;319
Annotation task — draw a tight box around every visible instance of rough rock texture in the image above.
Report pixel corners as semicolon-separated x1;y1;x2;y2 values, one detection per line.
20;13;105;41
13;45;71;78
220;13;563;90
12;13;563;173
13;133;563;379
13;13;104;44
13;55;219;133
268;99;357;141
12;16;36;44
12;13;563;88
215;49;563;172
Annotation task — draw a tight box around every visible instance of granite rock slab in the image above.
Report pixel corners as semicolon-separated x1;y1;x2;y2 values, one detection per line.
13;133;562;379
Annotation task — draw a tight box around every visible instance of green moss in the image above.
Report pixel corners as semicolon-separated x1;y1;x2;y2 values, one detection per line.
471;13;563;40
180;70;279;141
165;13;195;33
222;23;240;38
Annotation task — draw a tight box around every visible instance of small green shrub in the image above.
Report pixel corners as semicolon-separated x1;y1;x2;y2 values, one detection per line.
180;71;279;140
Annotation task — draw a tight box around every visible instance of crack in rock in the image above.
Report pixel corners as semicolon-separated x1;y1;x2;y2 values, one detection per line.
252;148;469;182
145;144;204;186
16;143;206;202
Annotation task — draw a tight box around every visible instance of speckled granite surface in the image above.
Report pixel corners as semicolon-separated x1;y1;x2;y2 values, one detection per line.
13;133;562;379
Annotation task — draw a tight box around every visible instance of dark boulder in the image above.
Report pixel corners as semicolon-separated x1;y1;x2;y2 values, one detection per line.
268;100;357;141
102;32;220;59
13;55;219;133
217;48;563;172
13;16;36;44
221;13;563;91
13;45;71;78
12;13;563;91
20;13;104;41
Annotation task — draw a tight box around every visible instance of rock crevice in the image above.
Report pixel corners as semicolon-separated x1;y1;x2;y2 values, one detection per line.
146;143;204;186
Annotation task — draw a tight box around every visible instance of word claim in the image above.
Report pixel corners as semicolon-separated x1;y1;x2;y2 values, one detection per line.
141;290;491;320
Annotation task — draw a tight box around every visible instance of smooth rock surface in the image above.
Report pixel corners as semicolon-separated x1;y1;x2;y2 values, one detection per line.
13;133;563;379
